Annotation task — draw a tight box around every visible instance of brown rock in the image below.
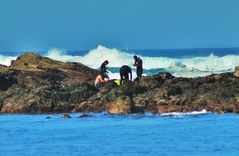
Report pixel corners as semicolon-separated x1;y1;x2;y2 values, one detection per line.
0;64;9;73
107;96;132;114
79;114;90;118
236;96;239;103
62;113;71;119
234;66;239;77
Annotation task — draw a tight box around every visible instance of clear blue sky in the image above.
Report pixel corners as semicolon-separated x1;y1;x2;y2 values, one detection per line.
0;0;239;51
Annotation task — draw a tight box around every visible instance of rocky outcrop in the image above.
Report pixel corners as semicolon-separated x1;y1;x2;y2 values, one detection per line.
234;66;239;77
0;53;239;114
0;53;98;113
107;96;132;114
62;113;71;119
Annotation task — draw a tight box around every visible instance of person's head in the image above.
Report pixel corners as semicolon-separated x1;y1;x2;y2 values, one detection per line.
104;60;109;65
133;55;137;60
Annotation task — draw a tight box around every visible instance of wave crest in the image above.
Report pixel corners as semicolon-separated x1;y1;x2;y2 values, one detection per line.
1;45;239;78
46;45;239;72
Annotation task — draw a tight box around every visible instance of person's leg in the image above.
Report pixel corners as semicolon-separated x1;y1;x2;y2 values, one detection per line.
137;67;143;78
139;68;143;77
120;70;124;85
136;69;140;78
104;72;109;80
125;73;129;81
95;82;101;87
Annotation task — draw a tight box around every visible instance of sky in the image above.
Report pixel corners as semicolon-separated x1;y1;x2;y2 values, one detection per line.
0;0;239;51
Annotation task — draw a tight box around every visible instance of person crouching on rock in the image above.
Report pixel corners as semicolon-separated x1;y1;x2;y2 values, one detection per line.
100;60;110;80
133;55;143;80
120;65;132;85
95;71;107;87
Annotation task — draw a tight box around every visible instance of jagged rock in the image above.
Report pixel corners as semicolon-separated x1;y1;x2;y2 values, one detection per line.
0;65;9;73
79;114;90;118
0;53;98;113
236;96;239;103
107;96;132;114
234;66;239;77
0;74;17;91
62;113;71;119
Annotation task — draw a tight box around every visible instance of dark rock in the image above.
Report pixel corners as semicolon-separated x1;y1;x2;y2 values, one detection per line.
79;113;90;118
0;74;17;91
62;113;71;119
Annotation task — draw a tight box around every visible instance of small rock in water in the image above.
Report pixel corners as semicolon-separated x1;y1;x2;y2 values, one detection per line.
62;113;71;119
79;114;89;118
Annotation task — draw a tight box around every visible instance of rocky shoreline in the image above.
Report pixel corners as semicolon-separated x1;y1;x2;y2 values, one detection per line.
0;53;239;114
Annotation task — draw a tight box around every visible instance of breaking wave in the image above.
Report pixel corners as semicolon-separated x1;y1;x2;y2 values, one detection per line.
160;109;208;117
45;45;239;77
1;45;239;78
0;54;17;66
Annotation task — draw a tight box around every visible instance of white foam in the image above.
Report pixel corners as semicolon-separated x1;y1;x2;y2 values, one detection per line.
0;54;17;66
44;46;239;78
160;109;208;117
46;45;239;72
46;46;133;69
1;45;239;78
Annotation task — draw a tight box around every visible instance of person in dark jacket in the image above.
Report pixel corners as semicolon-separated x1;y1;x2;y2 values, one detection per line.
133;55;143;79
100;60;109;80
119;65;132;85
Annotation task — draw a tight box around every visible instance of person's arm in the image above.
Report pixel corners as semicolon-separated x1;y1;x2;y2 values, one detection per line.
99;75;105;82
104;67;108;73
133;60;137;67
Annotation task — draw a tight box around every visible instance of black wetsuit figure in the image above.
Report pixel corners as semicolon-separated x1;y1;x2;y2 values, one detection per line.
100;63;107;73
120;65;132;85
134;57;143;78
100;61;109;78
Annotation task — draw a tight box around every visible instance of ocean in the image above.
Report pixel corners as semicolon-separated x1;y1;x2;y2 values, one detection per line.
1;112;239;156
1;45;239;155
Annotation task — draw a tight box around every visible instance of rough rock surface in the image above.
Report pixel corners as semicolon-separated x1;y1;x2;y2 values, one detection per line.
234;66;239;77
0;53;239;114
0;53;98;113
107;96;132;114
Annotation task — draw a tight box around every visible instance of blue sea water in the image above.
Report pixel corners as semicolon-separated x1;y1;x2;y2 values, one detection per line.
1;112;239;156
